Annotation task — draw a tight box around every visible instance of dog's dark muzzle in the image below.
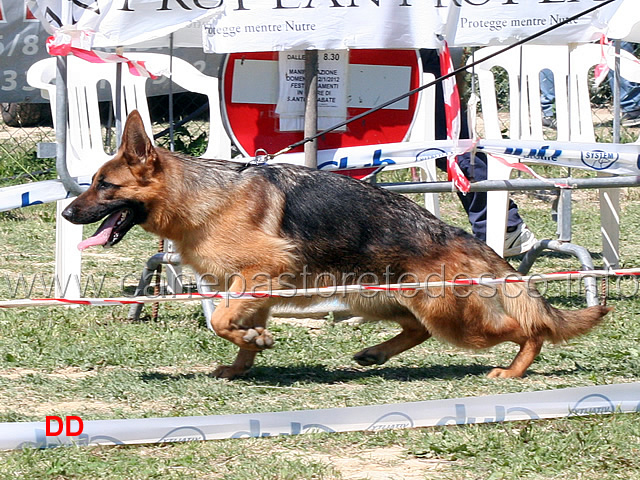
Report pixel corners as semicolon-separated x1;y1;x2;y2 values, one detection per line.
62;196;148;250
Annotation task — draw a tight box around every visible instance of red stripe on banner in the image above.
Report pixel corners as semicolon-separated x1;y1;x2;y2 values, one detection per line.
50;298;92;305
335;167;381;180
103;299;143;305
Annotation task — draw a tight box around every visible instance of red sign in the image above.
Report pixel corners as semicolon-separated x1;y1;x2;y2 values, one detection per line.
221;49;421;158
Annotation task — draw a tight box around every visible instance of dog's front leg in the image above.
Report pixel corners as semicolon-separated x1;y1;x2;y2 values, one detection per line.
210;300;273;379
213;347;260;380
209;300;273;350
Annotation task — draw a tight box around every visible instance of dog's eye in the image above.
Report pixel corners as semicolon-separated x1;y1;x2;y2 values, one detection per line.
97;178;118;190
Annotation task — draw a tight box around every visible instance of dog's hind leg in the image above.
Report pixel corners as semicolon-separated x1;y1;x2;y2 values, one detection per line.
212;304;272;379
353;316;431;366
486;336;544;378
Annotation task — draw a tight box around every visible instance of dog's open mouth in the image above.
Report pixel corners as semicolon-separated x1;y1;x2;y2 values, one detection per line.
77;209;135;251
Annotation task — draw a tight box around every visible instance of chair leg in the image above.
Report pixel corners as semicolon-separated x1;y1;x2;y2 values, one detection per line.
485;162;513;257
599;185;620;269
55;198;82;298
197;273;217;332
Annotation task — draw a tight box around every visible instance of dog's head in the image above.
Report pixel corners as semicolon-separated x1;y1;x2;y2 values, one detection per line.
62;110;163;250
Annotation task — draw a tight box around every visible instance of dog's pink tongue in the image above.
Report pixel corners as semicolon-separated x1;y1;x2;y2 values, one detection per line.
77;211;120;251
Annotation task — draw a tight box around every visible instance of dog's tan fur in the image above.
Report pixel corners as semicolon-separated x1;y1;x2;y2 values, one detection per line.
63;111;611;379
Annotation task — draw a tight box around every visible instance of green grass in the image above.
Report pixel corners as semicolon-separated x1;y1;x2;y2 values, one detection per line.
0;182;639;479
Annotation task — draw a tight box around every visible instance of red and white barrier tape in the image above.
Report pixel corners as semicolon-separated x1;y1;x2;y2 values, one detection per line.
1;268;639;309
593;34;640;90
439;41;471;193
486;153;573;189
593;34;611;89
46;30;157;79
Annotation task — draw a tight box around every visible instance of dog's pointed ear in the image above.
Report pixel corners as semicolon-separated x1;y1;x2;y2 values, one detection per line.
121;110;156;167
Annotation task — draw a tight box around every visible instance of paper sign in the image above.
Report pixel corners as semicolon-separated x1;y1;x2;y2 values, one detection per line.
275;50;348;132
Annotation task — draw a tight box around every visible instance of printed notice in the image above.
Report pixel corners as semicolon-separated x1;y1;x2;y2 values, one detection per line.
317;51;348;131
275;50;348;132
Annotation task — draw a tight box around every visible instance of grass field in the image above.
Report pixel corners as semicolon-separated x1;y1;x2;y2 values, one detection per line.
0;176;639;479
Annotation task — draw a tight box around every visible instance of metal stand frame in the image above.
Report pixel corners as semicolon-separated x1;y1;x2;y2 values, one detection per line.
127;253;217;328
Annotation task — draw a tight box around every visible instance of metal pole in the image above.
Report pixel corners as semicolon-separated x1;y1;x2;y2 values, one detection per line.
55;2;83;196
55;54;83;195
304;50;318;168
381;176;640;194
115;46;124;144
169;34;175;152
613;39;621;143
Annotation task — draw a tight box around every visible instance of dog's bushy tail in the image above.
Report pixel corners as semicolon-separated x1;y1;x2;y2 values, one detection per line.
546;305;612;343
501;282;611;343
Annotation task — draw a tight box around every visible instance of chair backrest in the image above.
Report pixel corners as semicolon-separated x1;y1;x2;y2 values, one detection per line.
570;43;640;145
471;43;640;144
408;72;437;143
126;53;231;160
468;45;572;142
27;56;153;177
568;43;602;142
567;43;640;142
27;53;232;177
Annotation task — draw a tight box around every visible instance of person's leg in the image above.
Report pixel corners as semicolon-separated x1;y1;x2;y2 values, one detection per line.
615;42;640;126
540;68;556;121
422;49;533;253
448;153;524;242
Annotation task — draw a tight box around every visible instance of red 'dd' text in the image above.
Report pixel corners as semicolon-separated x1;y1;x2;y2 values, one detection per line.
45;415;84;436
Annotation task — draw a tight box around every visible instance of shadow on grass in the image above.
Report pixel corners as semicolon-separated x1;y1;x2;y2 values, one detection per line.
140;363;493;385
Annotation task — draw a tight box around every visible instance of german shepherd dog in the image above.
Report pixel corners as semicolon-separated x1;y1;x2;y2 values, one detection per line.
62;111;610;379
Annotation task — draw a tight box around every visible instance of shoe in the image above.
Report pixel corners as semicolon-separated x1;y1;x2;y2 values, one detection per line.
504;223;538;257
620;111;640;127
542;116;556;128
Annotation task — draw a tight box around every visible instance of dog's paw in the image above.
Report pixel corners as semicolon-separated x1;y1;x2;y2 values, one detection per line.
353;348;388;367
241;327;274;349
212;365;245;380
487;367;524;379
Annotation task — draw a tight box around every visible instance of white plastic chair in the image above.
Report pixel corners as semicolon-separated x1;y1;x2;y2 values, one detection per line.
469;43;636;264
27;54;230;297
570;43;640;268
569;43;617;268
126;53;231;160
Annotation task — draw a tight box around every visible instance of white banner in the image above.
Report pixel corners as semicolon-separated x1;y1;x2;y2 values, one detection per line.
26;0;219;48
27;1;624;52
273;139;640;177
202;1;444;52
203;0;622;52
446;0;621;47
1;383;638;449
